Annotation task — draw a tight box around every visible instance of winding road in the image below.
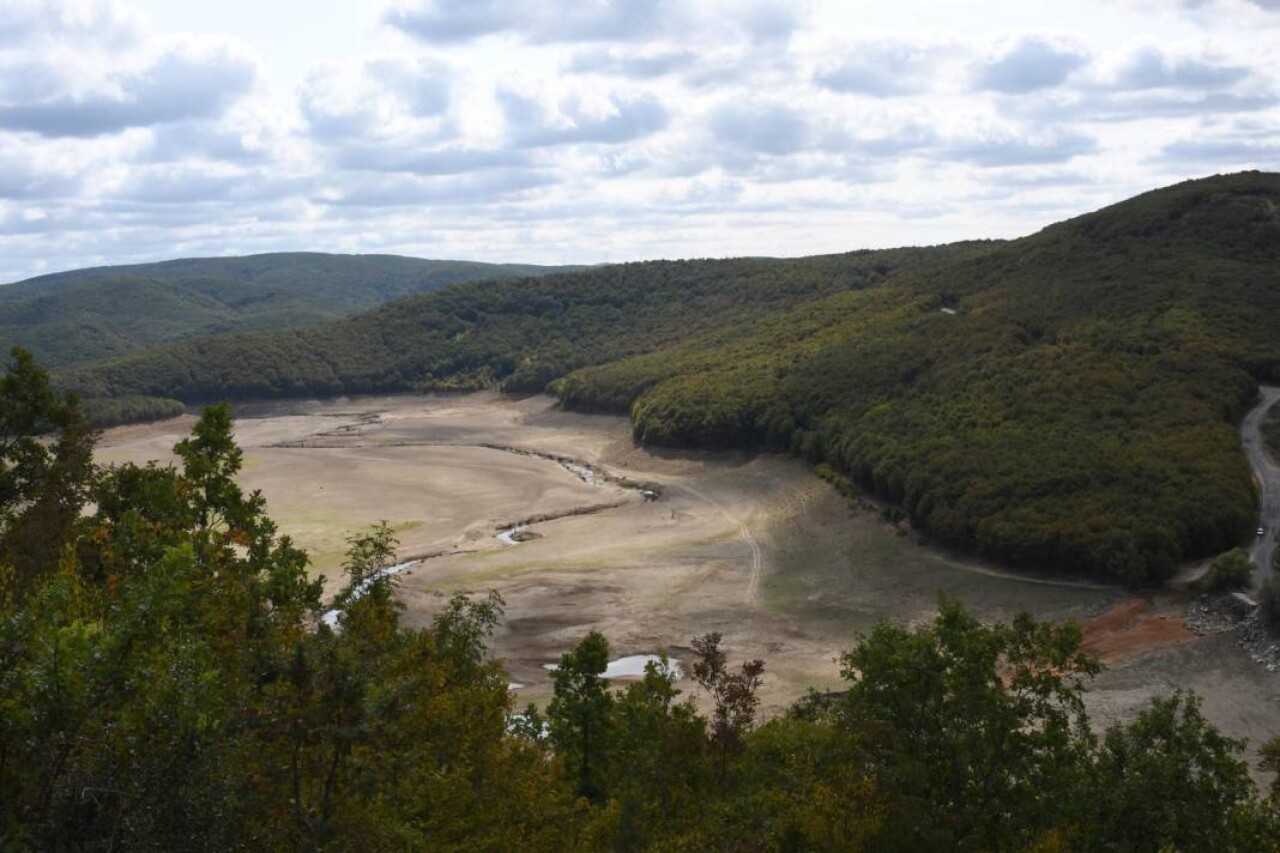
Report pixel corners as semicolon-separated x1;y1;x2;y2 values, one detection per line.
1241;385;1280;589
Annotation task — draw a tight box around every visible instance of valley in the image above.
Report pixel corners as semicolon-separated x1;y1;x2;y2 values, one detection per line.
9;0;1280;838
96;391;1280;769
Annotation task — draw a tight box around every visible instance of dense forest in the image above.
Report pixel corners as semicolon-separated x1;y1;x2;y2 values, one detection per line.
79;394;188;429
61;245;979;400
2;351;1278;850
60;172;1280;582
0;252;577;369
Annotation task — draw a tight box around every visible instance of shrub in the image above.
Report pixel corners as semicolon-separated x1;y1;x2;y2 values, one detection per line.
1197;548;1256;593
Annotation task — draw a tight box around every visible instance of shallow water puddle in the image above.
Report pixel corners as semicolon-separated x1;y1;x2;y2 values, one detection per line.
543;654;682;680
497;524;529;545
561;461;598;485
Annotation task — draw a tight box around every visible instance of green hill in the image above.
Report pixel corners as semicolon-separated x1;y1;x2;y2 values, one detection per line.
0;252;578;369
61;172;1280;582
60;244;982;400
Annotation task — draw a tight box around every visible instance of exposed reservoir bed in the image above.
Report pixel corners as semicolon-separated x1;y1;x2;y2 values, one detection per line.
95;391;1280;773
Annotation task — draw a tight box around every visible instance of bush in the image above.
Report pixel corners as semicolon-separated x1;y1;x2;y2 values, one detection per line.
1197;548;1256;593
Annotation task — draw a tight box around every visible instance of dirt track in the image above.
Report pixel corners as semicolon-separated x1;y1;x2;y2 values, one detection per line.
96;392;1280;777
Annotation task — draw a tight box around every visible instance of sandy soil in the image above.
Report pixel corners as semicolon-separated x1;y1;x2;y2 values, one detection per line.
96;392;1280;779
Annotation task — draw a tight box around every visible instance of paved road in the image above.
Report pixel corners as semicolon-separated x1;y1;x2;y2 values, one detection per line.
1241;385;1280;589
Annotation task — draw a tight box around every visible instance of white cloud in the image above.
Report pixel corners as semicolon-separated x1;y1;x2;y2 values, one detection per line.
814;41;949;97
499;89;669;147
2;0;1280;282
568;47;698;79
0;45;257;137
708;100;820;156
941;130;1098;167
973;36;1090;93
0;0;143;48
384;0;679;44
384;0;801;46
298;57;453;143
1102;45;1250;90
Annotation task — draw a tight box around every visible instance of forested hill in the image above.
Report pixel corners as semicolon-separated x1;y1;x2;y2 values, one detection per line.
63;172;1280;582
61;243;986;401
0;252;578;369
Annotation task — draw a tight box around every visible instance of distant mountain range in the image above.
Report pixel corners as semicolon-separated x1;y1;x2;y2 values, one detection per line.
0;252;579;369
54;172;1280;582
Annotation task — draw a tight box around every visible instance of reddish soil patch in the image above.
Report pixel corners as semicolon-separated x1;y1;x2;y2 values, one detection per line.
1080;599;1196;662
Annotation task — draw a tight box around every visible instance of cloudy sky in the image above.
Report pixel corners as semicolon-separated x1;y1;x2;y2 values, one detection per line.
1;0;1278;282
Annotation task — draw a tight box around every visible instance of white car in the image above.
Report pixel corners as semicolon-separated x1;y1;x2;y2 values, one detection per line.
1259;527;1267;537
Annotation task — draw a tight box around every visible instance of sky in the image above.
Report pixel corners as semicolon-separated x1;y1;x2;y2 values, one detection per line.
1;0;1278;282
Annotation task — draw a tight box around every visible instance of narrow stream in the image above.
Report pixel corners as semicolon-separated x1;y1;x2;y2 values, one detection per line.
321;559;418;628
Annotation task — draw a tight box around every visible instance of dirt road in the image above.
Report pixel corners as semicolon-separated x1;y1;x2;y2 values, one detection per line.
1241;385;1280;588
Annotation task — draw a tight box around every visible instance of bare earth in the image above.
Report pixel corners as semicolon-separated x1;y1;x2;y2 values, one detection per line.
96;392;1280;777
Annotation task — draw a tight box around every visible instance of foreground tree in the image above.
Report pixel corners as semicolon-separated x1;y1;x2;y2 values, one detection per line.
604;656;708;849
839;596;1101;850
0;347;94;597
548;631;615;804
1078;693;1275;852
691;631;765;791
1;383;583;850
1262;735;1280;804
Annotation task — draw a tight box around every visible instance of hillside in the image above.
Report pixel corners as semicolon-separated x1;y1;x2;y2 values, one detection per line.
0;252;577;369
62;172;1280;582
59;244;983;399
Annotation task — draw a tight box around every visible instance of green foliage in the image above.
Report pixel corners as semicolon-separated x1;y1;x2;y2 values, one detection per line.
63;246;962;403
1197;547;1256;592
0;252;578;369
1;391;584;848
690;631;765;790
839;595;1101;849
61;173;1280;581
80;394;185;428
1262;735;1280;803
709;715;883;851
600;656;708;849
547;631;615;803
0;347;94;597
1080;693;1273;852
